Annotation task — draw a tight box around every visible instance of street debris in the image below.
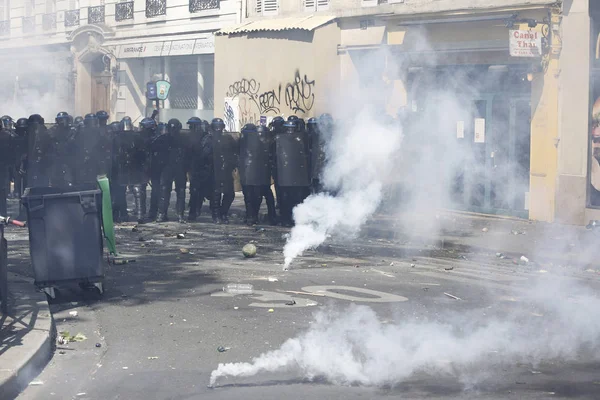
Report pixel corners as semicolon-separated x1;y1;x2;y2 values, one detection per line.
148;356;159;360
496;252;506;259
179;248;190;254
233;307;239;310
29;380;44;386
531;370;542;374
58;331;87;344
96;343;102;348
511;230;526;235
411;264;416;268
59;350;66;355
113;258;136;265
267;276;279;282
321;263;327;268
217;346;230;353
242;243;257;258
354;265;360;268
482;227;489;232
131;226;139;232
255;227;266;232
145;239;163;245
69;311;78;317
177;233;185;239
281;290;325;297
444;266;454;271
520;256;530;264
223;283;254;295
285;300;296;306
444;292;462;300
122;367;129;370
268;308;274;312
539;270;548;273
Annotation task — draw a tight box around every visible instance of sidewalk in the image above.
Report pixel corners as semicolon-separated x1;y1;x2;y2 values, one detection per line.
0;272;53;400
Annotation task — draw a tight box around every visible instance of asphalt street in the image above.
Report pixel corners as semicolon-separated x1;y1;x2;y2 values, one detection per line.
4;196;600;400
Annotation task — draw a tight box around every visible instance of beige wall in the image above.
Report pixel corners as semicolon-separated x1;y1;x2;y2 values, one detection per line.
214;22;341;127
556;0;591;224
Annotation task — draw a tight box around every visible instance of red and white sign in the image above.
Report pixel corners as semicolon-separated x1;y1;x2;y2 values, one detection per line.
509;29;542;58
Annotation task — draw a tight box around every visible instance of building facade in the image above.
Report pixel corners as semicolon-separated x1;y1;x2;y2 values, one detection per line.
214;0;600;225
0;0;240;124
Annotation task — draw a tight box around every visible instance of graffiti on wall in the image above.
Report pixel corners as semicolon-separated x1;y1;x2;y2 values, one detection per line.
224;97;240;132
224;70;315;129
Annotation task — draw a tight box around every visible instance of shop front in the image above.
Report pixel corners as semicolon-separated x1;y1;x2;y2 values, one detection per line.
113;35;216;124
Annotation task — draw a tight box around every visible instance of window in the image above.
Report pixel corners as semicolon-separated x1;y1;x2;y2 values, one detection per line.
304;0;328;12
256;0;277;15
0;0;9;21
146;0;166;18
189;0;219;13
169;56;198;109
115;1;134;21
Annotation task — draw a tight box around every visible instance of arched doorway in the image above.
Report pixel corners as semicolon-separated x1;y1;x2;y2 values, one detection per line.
90;54;112;113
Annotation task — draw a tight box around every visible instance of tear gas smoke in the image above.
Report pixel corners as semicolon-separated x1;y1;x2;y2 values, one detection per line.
210;278;600;387
283;107;403;269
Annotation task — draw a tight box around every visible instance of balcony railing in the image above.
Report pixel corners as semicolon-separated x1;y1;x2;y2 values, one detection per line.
88;5;105;24
146;0;166;18
43;13;57;30
22;16;36;34
65;9;80;27
0;20;9;36
190;0;219;12
116;1;134;21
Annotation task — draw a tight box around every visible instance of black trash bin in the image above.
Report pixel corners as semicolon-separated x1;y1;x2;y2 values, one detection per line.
22;184;105;297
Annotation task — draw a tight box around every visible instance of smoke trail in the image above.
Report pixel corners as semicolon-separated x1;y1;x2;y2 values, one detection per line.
283;107;402;269
209;279;600;387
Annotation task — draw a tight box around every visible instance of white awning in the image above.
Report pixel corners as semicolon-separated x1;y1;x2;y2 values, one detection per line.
216;15;336;35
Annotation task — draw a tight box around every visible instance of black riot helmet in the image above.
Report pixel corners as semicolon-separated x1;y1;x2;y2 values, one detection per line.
241;123;257;133
84;113;99;128
168;118;182;133
157;122;168;135
270;116;285;132
1;115;13;130
121;116;133;132
296;118;306;133
211;118;225;133
74;116;84;128
67;115;74;127
28;114;45;125
15;118;28;135
283;121;296;133
140;117;157;131
287;115;299;126
56;111;70;128
200;119;210;134
96;110;109;126
256;124;269;137
187;117;203;134
307;117;319;135
108;121;120;134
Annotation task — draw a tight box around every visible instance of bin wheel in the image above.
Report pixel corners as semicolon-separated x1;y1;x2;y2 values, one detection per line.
93;282;104;295
79;282;104;296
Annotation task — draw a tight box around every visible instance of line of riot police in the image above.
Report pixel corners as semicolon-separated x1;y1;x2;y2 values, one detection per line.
0;111;334;227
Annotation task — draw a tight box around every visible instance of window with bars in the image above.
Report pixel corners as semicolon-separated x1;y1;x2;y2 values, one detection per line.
146;0;166;18
116;1;134;21
169;56;198;109
88;5;105;24
22;16;35;33
43;12;56;30
304;0;328;12
256;0;277;15
65;9;80;27
189;0;219;13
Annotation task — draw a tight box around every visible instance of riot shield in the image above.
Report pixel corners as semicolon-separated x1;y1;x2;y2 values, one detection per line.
241;130;271;186
26;123;51;187
115;130;149;186
309;130;326;181
212;132;238;186
275;131;310;187
47;126;77;188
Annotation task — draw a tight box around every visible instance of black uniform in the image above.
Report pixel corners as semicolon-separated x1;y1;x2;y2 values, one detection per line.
0;127;16;215
188;119;213;221
274;121;310;226
240;124;276;225
26;114;51;188
210;118;238;224
13;118;29;201
47;112;77;188
156;119;188;223
148;123;169;221
308;117;327;194
76;114;112;185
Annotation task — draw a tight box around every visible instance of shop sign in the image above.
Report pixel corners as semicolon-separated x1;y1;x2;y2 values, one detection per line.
117;37;215;59
509;29;542;57
193;36;215;54
146;82;158;100
168;40;196;56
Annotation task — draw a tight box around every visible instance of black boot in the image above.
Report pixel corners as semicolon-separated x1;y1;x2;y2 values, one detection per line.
212;212;220;224
156;213;168;223
221;213;229;224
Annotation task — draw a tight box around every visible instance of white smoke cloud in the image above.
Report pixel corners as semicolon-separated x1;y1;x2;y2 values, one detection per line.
210;278;600;388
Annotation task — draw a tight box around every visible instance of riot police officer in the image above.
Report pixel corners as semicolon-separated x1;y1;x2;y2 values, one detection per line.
269;116;285;212
1;116;15;197
274;121;310;227
148;122;169;221
14;118;28;199
210;118;237;224
0;120;15;215
156;119;187;223
96;110;109;128
47;111;76;187
73;116;84;134
187;117;213;221
307;117;326;194
26;114;50;187
111;117;133;222
240;123;276;225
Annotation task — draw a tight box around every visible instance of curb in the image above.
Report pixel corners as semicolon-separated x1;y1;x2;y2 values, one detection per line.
0;272;54;400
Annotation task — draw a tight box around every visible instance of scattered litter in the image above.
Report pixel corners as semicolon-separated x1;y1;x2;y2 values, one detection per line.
114;258;136;265
411;264;416;268
58;336;67;345
321;263;327;268
96;343;102;348
511;230;526;235
29;380;44;386
267;277;279;282
76;393;87;397
285;300;296;306
59;350;66;355
531;371;542;375
148;356;159;360
389;262;394;266
520;256;529;264
72;333;87;342
423;287;429;291
177;233;185;239
69;311;78;317
183;319;187;322
179;248;189;254
223;283;254;295
233;307;239;310
255;227;266;232
531;312;544;317
539;270;548;273
59;331;86;343
242;243;257;258
444;266;454;271
354;265;360;268
131;226;139;232
444;292;462;300
482;227;489;232
217;346;230;353
146;239;163;245
496;252;506;259
306;302;318;306
122;367;129;370
281;290;325;297
268;308;274;313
